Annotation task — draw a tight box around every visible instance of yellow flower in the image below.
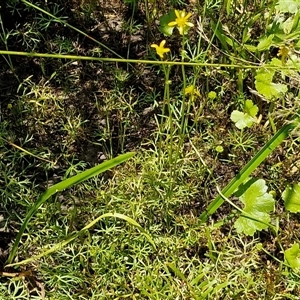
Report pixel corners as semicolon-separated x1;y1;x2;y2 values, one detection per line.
151;40;170;59
168;10;194;35
185;85;195;95
277;46;290;58
185;85;200;97
277;45;290;64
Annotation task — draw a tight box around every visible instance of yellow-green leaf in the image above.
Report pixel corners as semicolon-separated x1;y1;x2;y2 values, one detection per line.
234;179;275;236
282;183;300;213
285;243;300;270
230;100;258;130
255;68;288;100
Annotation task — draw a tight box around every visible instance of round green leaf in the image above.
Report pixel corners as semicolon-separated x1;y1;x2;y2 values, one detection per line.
285;243;300;270
159;10;176;36
282;183;300;213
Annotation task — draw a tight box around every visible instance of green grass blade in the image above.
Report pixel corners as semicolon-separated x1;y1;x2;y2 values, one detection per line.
1;138;55;164
224;0;232;16
209;16;231;50
21;0;124;59
165;262;198;300
199;122;296;223
6;212;154;268
166;262;188;282
6;152;135;265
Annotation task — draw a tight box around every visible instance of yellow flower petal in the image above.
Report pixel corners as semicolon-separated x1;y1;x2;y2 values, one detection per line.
168;21;177;26
175;10;180;18
160;40;166;47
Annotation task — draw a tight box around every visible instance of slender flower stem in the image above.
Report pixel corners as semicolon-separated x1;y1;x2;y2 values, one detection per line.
2;50;297;69
158;65;171;157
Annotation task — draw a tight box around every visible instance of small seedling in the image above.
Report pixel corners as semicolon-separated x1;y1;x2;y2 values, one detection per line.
208;91;217;100
215;145;224;153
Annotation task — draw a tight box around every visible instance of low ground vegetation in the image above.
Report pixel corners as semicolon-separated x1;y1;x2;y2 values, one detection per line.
1;0;300;299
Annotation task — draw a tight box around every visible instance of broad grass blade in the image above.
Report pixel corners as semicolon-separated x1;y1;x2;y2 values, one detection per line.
6;152;135;265
199;122;296;223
